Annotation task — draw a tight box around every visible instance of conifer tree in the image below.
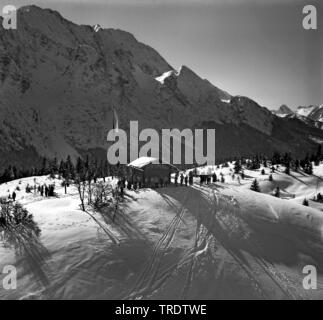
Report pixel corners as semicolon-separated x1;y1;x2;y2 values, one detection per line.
49;157;58;179
295;159;300;172
61;156;73;194
272;152;281;165
315;145;322;166
250;179;261;192
284;164;290;175
58;160;65;178
41;157;48;175
234;161;242;174
274;186;280;198
76;157;84;177
302;198;309;207
103;159;109;182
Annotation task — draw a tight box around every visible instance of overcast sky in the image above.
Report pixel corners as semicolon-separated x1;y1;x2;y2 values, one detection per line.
2;0;323;109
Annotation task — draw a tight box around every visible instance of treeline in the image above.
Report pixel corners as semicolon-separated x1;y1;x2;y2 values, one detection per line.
231;146;322;175
1;145;322;185
0;155;123;184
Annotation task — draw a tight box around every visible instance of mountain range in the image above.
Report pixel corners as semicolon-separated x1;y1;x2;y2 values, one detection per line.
0;5;322;169
272;105;323;130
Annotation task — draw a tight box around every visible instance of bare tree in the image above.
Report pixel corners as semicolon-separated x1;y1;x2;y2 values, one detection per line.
75;177;87;212
91;182;113;210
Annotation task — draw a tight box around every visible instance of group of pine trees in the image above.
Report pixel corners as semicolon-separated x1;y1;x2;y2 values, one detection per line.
232;147;321;177
271;147;322;175
244;148;322;207
0;155;123;185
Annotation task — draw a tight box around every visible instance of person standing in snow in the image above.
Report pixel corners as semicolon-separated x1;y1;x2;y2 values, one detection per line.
175;173;178;186
184;175;188;186
12;191;16;202
127;180;132;190
45;185;49;197
274;186;280;198
120;185;124;198
189;172;193;185
49;185;55;196
180;174;184;186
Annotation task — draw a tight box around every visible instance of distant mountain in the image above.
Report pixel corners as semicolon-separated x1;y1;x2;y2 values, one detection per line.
271;105;294;117
297;105;323;122
0;5;323;169
271;105;323;130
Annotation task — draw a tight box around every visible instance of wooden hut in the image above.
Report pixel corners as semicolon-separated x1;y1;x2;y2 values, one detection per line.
127;157;179;188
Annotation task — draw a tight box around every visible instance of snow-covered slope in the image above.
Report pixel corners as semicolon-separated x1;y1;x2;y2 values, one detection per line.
2;164;323;299
298;106;318;118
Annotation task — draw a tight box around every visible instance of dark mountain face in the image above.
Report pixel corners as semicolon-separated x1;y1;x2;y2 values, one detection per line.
0;5;322;169
272;105;294;116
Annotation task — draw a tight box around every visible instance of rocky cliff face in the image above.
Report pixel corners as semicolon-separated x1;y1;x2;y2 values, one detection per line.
0;5;322;168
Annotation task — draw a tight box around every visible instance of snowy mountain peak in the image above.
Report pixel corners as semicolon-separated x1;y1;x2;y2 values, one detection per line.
297;105;318;117
270;104;323;129
279;104;293;115
297;105;323;121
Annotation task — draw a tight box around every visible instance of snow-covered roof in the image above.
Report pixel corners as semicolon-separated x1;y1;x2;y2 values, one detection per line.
128;157;179;171
128;157;159;168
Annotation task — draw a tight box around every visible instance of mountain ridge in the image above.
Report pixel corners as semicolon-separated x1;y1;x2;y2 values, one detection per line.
0;5;322;169
271;104;323;130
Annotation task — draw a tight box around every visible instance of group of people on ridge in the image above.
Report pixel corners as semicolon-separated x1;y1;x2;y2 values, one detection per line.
26;183;55;197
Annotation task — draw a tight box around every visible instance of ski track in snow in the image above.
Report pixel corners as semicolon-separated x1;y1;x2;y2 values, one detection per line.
199;184;304;300
124;188;191;299
84;210;120;245
124;183;273;300
118;180;316;300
